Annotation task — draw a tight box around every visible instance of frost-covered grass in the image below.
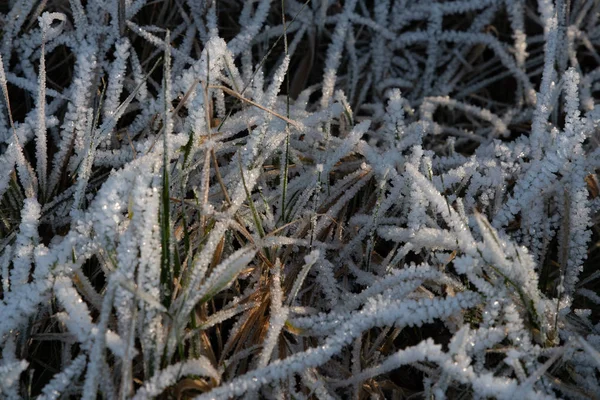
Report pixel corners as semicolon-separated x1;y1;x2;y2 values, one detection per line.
1;0;600;398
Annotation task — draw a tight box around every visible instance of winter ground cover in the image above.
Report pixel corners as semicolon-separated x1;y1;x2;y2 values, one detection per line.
1;0;600;398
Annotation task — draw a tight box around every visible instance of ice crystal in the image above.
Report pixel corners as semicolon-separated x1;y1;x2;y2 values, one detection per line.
1;1;599;399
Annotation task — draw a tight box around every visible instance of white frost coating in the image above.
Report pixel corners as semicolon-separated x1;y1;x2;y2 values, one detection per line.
194;292;481;399
287;250;320;306
0;360;29;398
321;120;370;176
102;38;131;121
132;358;220;400
54;277;129;358
258;261;288;368
1;1;599;398
227;0;271;56
0;338;29;399
10;198;41;290
37;354;87;400
34;13;57;193
320;0;358;109
177;246;257;330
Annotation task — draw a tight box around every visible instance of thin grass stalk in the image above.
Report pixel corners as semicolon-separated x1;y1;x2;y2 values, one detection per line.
160;31;173;307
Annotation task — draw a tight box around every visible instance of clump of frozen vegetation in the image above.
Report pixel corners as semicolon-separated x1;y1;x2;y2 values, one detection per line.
1;0;600;398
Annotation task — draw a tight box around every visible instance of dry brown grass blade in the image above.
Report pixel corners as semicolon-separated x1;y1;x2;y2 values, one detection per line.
209;236;225;270
198;329;218;366
208;84;303;129
236;305;270;356
171;377;216;400
228;219;274;269
217;279;272;370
